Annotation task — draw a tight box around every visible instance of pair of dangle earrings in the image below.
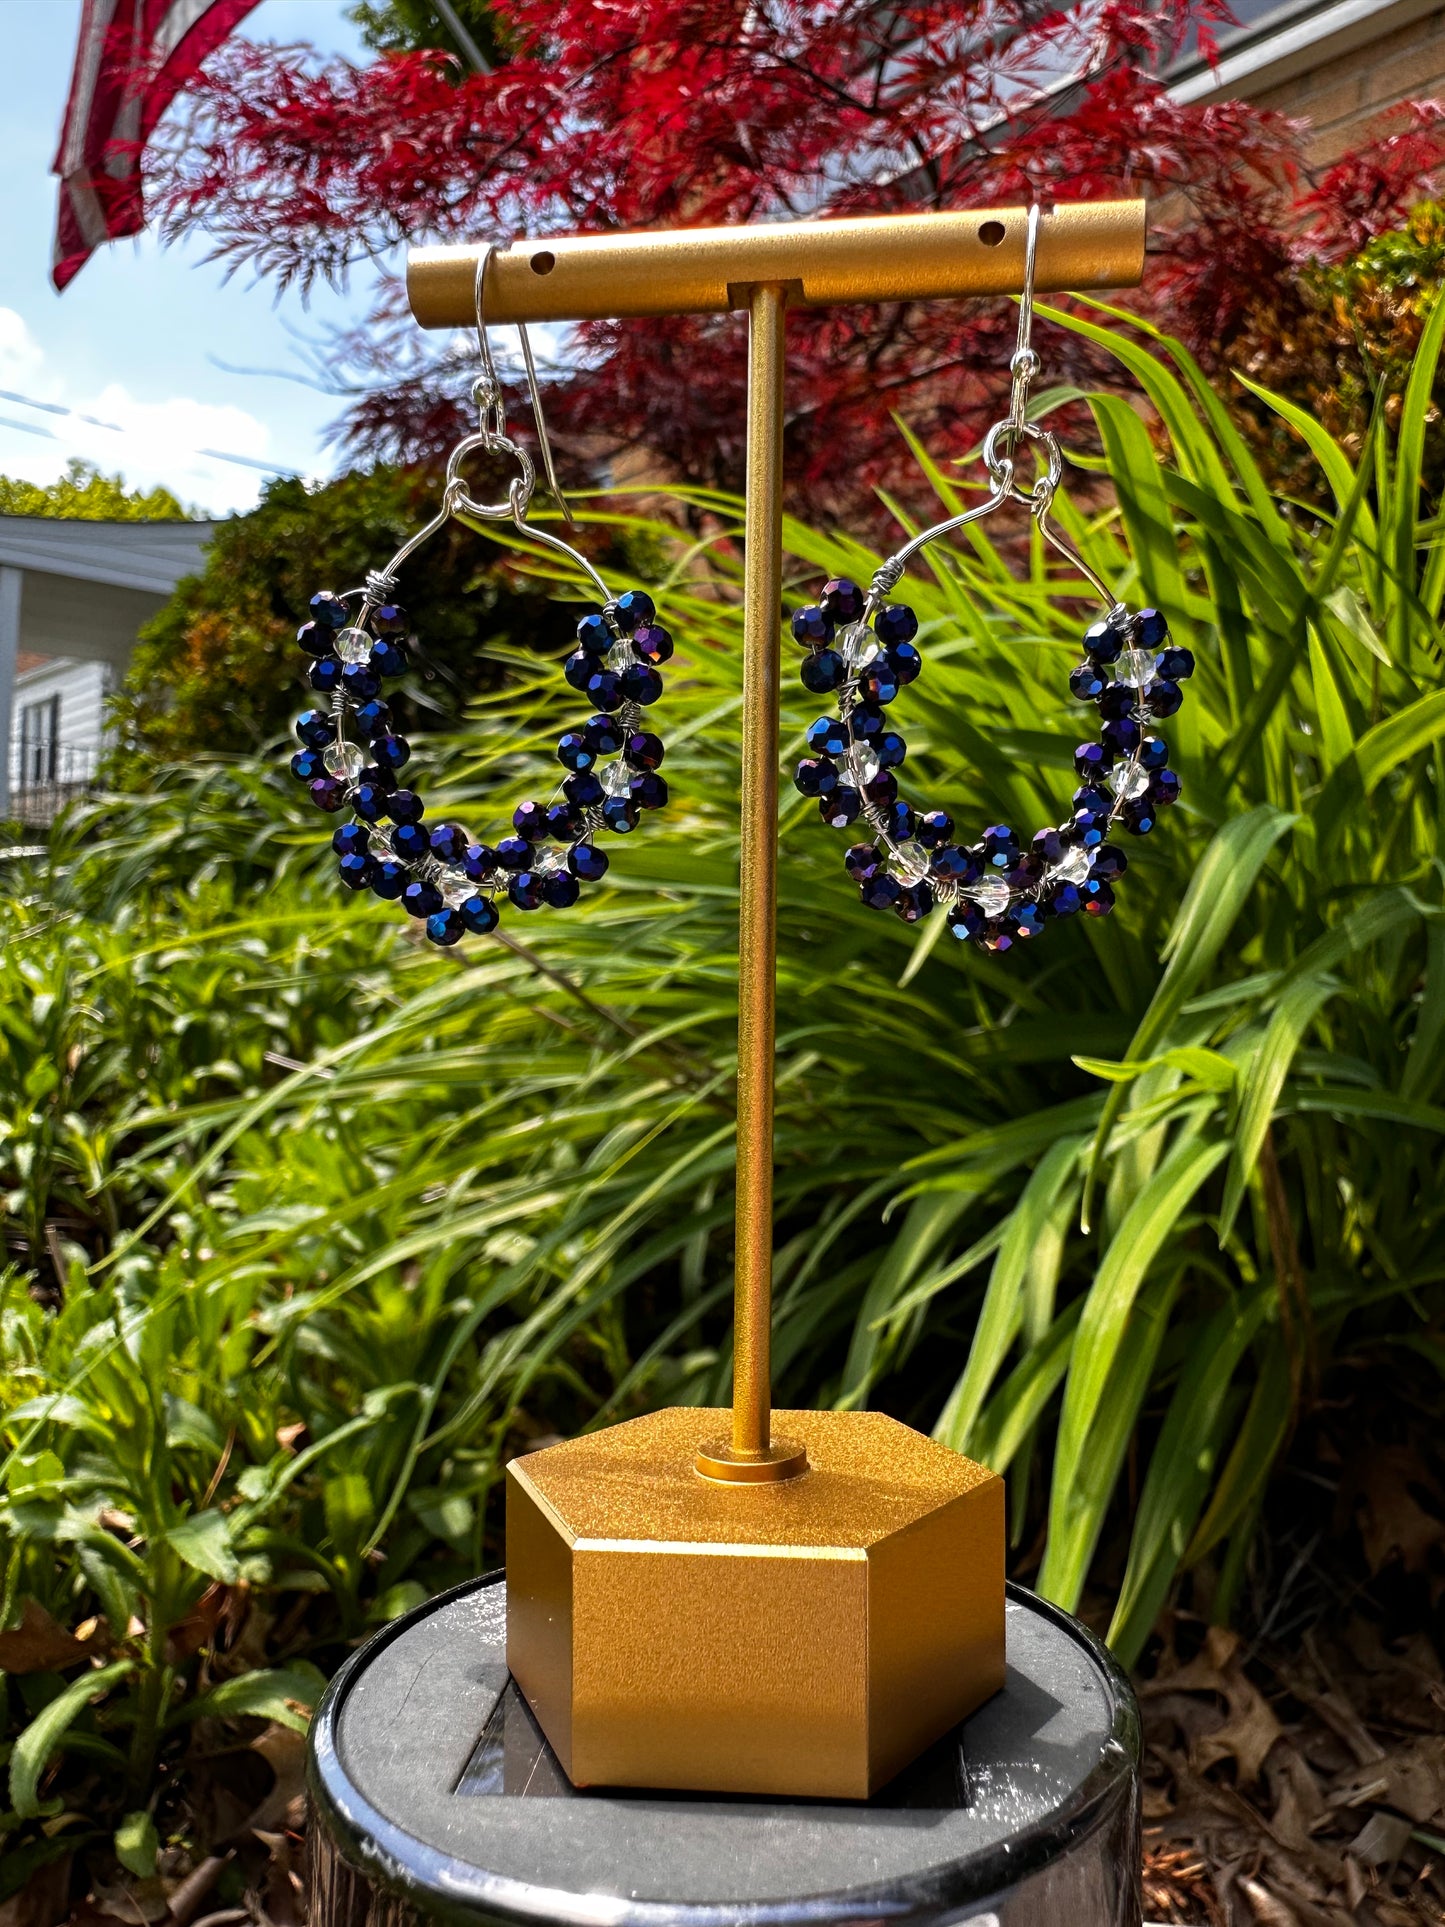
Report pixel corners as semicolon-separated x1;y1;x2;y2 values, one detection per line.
788;204;1193;952
286;209;1191;958
286;243;675;946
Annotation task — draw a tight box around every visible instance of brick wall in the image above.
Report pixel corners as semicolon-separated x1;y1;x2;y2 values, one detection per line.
1241;4;1445;166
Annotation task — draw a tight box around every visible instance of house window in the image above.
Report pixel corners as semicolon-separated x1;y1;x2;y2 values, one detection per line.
18;694;60;788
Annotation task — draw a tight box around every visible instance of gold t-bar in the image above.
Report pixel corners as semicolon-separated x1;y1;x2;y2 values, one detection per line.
406;201;1148;1480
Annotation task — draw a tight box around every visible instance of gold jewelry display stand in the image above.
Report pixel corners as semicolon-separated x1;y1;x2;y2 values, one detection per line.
407;202;1147;1798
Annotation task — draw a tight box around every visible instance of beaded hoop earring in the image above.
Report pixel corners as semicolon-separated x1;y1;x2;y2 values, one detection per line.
787;206;1192;954
287;244;672;948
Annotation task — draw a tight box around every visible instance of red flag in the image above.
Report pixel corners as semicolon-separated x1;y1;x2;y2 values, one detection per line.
52;0;263;291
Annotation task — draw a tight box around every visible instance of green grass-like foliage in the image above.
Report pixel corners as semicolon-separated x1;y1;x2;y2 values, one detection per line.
1;309;1443;1865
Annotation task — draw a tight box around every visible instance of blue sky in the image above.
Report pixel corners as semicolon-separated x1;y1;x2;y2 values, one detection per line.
0;2;388;516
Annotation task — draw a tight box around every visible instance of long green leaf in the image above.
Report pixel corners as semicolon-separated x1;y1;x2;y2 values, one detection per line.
10;1661;133;1819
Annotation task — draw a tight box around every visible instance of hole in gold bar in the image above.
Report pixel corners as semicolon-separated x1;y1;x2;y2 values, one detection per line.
531;251;557;275
978;221;1006;247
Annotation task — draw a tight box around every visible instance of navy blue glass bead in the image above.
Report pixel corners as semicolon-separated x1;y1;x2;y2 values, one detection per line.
309;591;348;629
632;623;673;665
496;836;531;872
862;768;898;807
844;843;885;881
791;604;834;648
857;657;900;705
887;641;922;686
1092;844;1129;881
297;620;337;659
513;800;547;841
429;822;468;864
1081;877;1117;917
895;880;935;924
1135;608;1169;648
370;639;408;679
392;823;429;862
464;842;499;881
309;775;346;812
564;770;605;810
982;825;1018;869
586;668;624;712
931;844;983;886
1069;660;1105;701
618;661;663;706
585;714;627;755
1082;616;1125;664
1071;808;1109;850
1073;784;1111;815
1156;646;1194;681
426;908;464;946
821;786;861;830
385;789;424;825
631;772;669;811
568;843;609;882
291;748;324;783
544;872;581;908
1074;741;1112;781
1139;735;1169;771
875;729;907;769
916;809;954;850
370;859;408;901
557;730;594;772
507;871;547;911
613;589;655;634
1009;903;1046;940
358;762;397;794
795;757;836;797
308;658;343;694
602;795;640;834
460;894;500;935
333;822;370;858
885;801;916;843
1033;827;1067;866
982;923;1014;953
296;708;333;749
1151;768;1182;807
806;716;850;758
1098;682;1136;722
1121;797;1157;835
1144;679;1183;718
873;603;918;646
820;578;865;624
576;612;612;655
850;703;886;743
860;871;902;911
1005;853;1046;893
564;648;601;692
403;879;443;919
354;699;390;739
372;603;406;636
1102;717;1142;758
338;853;374;890
800;649;845;694
545;803;584;843
624;730;664;770
352;781;390;823
373;733;410;771
948;899;986;942
1044;880;1082;917
341;662;382;702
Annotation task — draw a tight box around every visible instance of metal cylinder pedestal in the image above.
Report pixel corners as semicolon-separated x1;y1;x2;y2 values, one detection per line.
307;1575;1141;1927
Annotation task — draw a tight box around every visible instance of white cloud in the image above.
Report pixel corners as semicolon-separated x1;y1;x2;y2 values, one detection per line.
0;307;304;516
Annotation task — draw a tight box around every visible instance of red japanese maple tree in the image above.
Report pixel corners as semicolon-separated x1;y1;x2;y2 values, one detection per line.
145;0;1445;519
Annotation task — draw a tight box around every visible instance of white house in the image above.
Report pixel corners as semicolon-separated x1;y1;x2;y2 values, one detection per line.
0;516;218;822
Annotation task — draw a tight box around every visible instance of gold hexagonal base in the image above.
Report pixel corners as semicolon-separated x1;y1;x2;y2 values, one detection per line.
504;1406;1005;1799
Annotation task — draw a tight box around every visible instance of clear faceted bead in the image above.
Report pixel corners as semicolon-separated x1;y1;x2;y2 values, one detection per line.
892;838;932;882
369;827;395;859
857;754;882;788
442;872;474;907
1053;845;1093;885
322;740;365;779
337;626;373;664
1109;760;1150;801
603;760;633;797
839;622;875;668
1118;647;1154;688
969;875;1011;917
534;847;566;875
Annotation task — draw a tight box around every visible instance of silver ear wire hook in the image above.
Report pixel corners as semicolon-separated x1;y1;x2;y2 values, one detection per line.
474;243;576;528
